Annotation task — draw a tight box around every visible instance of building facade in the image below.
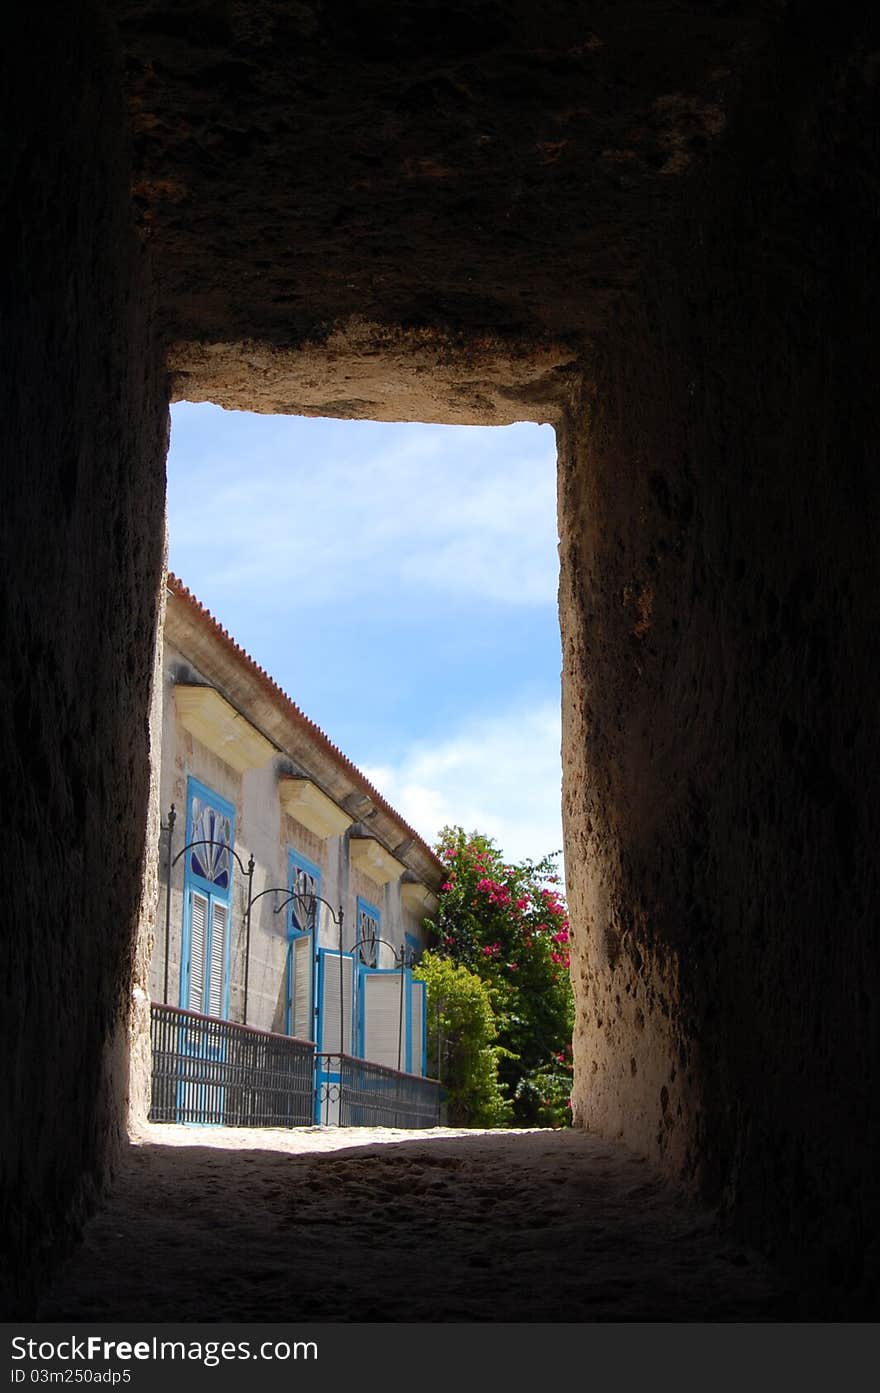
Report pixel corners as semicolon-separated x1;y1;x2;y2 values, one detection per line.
150;574;443;1122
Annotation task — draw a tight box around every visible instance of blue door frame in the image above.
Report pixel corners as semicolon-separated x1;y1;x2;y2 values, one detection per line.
285;849;321;1040
177;777;235;1123
315;947;355;1122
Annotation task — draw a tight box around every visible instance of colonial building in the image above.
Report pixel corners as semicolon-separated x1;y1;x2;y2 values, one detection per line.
149;573;443;1126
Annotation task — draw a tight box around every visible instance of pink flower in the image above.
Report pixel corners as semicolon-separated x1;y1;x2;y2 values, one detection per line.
541;888;565;914
477;878;511;906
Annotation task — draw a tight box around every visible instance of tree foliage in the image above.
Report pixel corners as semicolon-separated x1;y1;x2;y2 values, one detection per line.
424;826;574;1127
413;952;513;1128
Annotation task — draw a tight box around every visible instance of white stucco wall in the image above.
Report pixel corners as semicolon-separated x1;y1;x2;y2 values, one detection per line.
149;630;434;1046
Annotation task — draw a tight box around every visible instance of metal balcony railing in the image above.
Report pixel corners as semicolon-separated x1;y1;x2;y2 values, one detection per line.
149;1005;443;1130
317;1052;442;1129
149;1002;315;1127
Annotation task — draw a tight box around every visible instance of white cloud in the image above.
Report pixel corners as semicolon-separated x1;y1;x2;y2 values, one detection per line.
361;700;564;868
167;410;565;875
167;415;559;610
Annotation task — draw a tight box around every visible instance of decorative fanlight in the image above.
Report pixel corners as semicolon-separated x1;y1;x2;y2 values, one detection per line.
189;798;232;888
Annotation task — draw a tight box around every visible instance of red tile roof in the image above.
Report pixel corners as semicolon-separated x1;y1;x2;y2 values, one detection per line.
166;572;444;881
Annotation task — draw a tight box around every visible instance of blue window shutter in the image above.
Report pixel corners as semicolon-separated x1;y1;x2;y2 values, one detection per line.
317;948;354;1055
181;778;234;1019
361;971;406;1070
410;977;427;1076
207;899;227;1018
290;933;314;1040
188;890;208;1013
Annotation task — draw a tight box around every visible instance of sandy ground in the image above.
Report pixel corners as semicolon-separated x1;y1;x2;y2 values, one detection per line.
37;1122;790;1322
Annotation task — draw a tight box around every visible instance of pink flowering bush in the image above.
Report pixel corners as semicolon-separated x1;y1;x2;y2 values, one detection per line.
425;826;575;1127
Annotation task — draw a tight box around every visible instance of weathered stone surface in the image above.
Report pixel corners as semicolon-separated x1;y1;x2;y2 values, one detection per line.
0;3;168;1318
4;0;879;1319
166;324;577;425
560;21;880;1311
38;1125;788;1321
112;0;771;416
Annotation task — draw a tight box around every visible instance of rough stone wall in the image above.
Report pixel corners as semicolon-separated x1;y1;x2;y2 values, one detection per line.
110;0;776;423
3;0;878;1322
0;6;168;1316
560;11;879;1314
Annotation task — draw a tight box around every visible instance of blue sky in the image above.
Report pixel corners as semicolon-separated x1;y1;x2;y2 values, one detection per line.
166;403;562;865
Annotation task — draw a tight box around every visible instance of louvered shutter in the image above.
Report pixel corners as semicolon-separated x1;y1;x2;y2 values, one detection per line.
362;972;406;1070
188;890;208;1012
291;933;314;1040
318;949;353;1055
410;978;425;1076
207;899;227;1017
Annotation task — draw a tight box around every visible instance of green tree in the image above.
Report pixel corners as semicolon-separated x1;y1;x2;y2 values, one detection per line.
413;952;513;1128
426;826;575;1127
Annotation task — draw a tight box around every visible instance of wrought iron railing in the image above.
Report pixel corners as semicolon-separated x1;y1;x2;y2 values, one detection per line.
149;1002;315;1127
150;1004;442;1129
317;1052;442;1129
